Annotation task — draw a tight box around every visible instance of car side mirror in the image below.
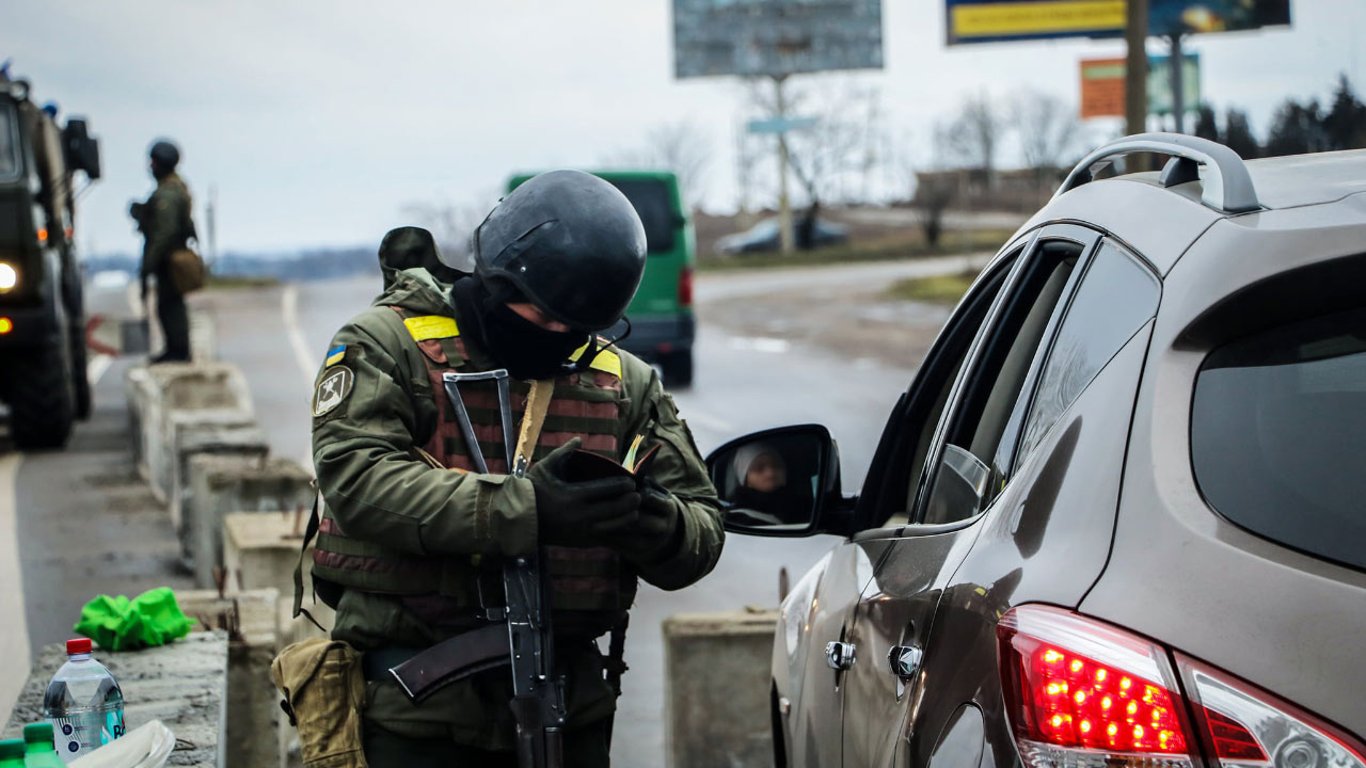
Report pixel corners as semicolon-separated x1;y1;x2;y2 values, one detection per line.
62;118;101;180
705;424;843;537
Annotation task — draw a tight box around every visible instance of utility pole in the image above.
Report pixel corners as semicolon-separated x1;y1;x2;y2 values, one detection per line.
1125;0;1149;137
206;184;218;268
1168;33;1186;133
773;74;794;254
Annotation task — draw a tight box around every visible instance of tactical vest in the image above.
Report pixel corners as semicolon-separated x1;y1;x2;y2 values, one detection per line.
312;308;637;638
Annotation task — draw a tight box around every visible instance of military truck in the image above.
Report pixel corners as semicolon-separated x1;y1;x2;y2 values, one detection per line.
0;72;101;448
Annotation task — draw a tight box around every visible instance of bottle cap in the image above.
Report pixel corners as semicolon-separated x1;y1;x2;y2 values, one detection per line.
22;722;54;744
0;739;24;758
65;638;93;655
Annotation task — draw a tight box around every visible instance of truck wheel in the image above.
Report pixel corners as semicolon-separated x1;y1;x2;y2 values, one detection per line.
9;344;75;450
72;327;92;420
664;349;694;389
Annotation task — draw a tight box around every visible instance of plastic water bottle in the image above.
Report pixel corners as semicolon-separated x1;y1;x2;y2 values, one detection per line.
41;639;125;763
0;739;26;768
22;723;64;768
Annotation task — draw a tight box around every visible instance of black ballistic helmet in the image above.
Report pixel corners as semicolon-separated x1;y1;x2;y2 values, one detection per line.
470;170;647;332
149;139;180;170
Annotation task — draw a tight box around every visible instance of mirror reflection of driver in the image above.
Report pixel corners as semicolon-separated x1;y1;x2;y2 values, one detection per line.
732;443;811;524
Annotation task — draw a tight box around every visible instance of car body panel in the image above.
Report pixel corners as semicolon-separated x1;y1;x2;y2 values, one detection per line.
1021;178;1219;276
1081;191;1366;737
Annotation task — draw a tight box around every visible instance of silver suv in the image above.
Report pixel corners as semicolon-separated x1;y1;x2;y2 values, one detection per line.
708;134;1366;767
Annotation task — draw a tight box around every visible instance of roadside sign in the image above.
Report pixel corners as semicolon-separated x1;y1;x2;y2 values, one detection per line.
947;0;1290;46
1148;53;1201;115
674;0;884;79
746;116;819;135
1077;53;1202;119
1080;57;1126;119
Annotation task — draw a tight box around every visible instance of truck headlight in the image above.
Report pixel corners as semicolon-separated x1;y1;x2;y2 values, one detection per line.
0;263;17;293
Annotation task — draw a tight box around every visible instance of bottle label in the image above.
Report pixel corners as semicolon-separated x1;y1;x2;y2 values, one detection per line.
48;708;124;760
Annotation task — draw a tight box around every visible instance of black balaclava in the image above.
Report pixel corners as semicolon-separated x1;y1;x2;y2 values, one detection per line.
452;275;588;380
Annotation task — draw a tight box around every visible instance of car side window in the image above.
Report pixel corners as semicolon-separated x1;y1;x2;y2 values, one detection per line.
920;238;1086;526
1016;241;1160;461
860;250;1018;530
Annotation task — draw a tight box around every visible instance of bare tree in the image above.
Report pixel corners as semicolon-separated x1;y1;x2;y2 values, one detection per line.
398;198;491;272
601;120;713;209
1012;90;1081;185
781;81;887;206
941;91;1004;189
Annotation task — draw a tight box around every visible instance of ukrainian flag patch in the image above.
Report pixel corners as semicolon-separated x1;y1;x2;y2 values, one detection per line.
325;344;346;367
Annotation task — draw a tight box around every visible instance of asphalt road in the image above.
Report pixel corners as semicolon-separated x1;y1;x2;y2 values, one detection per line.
1;258;968;761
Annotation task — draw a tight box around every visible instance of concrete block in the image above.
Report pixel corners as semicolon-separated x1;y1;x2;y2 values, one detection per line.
136;362;255;505
178;589;280;768
222;511;334;650
124;366;157;479
663;609;779;768
187;458;313;590
167;413;263;529
4;631;230;768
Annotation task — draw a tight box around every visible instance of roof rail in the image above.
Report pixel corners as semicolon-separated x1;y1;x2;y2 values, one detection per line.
1055;132;1261;213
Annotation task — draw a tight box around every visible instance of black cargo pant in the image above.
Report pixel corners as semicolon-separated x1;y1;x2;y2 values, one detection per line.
362;717;613;768
154;270;191;362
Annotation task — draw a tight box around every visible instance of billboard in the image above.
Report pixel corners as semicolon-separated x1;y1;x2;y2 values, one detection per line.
1078;54;1201;119
673;0;884;79
946;0;1291;46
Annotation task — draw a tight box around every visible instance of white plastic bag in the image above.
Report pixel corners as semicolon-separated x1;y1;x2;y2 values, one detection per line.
68;720;175;768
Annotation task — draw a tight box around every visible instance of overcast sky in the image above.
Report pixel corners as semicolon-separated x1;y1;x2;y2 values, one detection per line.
8;0;1363;255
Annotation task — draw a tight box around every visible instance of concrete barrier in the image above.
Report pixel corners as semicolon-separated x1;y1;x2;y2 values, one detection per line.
178;589;280;768
170;417;268;540
128;362;255;506
186;457;313;590
663;609;779;768
222;511;334;649
3;632;230;768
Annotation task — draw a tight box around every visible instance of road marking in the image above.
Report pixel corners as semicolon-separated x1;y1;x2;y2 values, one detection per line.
282;285;316;386
281;285;320;471
0;454;31;720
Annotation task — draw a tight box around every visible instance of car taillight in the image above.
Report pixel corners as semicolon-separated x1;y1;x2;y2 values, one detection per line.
678;266;693;307
999;605;1198;767
999;606;1366;768
1178;654;1366;768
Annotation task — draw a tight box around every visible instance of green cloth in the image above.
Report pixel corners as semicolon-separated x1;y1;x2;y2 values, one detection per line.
74;587;195;651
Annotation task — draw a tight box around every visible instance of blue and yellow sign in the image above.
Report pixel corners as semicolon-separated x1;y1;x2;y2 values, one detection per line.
946;0;1290;46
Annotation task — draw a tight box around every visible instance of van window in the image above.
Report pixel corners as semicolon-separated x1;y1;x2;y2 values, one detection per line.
605;178;676;254
1192;307;1366;572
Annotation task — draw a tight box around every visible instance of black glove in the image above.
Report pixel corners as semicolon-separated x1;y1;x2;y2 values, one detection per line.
527;438;640;548
593;477;683;563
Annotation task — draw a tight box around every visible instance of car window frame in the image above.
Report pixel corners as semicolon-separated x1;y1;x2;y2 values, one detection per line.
905;223;1104;529
852;230;1039;539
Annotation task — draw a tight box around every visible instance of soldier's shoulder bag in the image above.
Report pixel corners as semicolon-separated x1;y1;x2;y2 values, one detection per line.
270;637;369;768
169;247;207;294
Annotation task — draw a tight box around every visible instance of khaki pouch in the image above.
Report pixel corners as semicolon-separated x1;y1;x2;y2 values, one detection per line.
271;638;369;768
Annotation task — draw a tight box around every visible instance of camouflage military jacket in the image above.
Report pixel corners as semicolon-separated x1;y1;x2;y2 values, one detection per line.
139;172;192;280
309;268;725;749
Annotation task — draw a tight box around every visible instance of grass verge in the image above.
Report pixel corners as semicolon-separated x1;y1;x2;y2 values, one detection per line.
696;229;1013;272
883;269;980;304
205;274;282;290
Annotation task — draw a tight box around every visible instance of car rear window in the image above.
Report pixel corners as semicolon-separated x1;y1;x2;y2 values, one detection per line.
0;102;19;181
605;178;677;254
1191;307;1366;572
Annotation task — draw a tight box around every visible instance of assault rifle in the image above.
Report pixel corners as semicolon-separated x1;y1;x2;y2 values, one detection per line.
388;372;564;768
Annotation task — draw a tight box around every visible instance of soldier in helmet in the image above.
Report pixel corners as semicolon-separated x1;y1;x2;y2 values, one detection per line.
129;139;195;362
307;170;725;766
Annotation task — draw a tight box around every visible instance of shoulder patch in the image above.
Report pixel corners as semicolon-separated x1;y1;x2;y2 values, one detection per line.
325;344;346;367
313;365;355;417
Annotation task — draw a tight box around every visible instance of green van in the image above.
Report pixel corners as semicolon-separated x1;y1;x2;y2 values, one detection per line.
506;170;696;386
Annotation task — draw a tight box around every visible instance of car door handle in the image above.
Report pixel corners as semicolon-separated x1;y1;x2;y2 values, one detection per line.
825;641;856;671
888;644;923;681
